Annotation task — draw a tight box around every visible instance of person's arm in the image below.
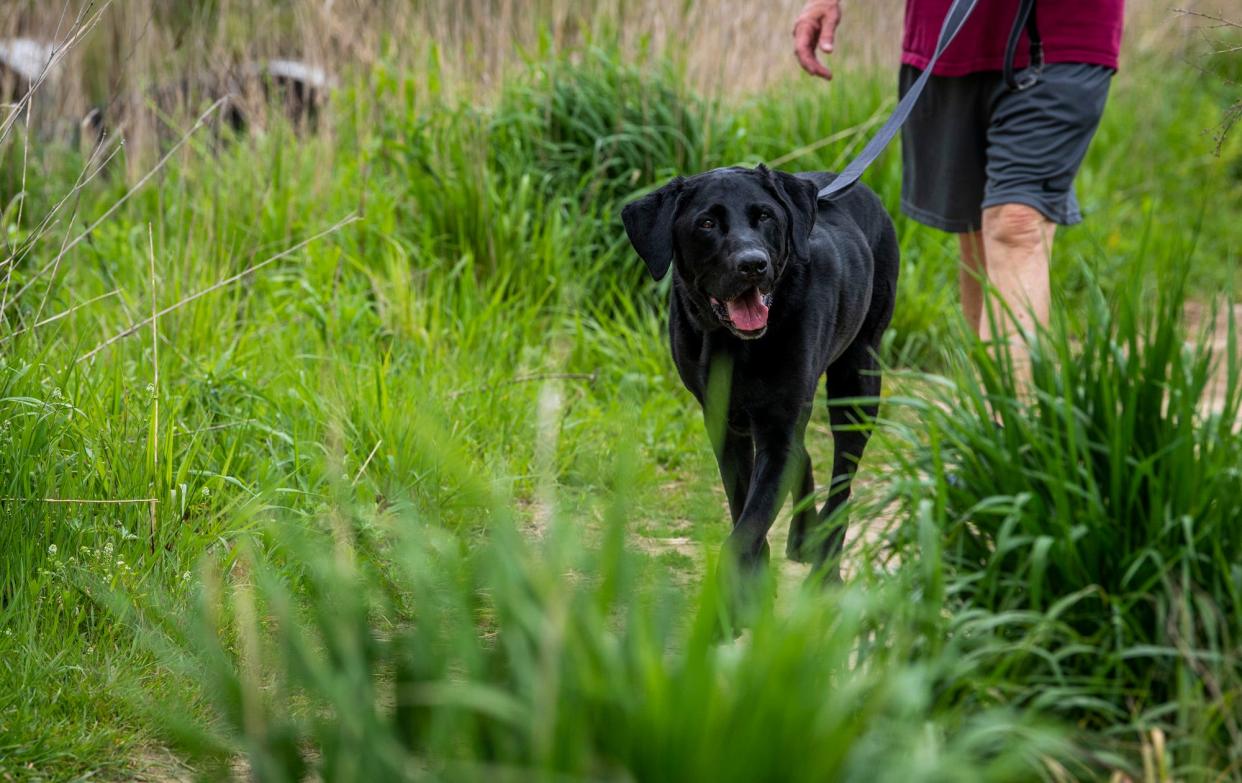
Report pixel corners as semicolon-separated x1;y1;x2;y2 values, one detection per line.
793;0;843;80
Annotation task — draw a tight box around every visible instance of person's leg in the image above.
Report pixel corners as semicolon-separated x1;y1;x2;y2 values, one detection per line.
959;211;1052;346
898;63;991;334
979;203;1054;340
977;63;1113;381
957;230;986;335
896;66;997;336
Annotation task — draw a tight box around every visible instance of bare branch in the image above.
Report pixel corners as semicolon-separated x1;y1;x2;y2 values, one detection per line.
1173;8;1242;29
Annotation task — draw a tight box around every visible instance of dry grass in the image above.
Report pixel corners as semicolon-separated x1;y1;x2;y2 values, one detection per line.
1;0;1225;155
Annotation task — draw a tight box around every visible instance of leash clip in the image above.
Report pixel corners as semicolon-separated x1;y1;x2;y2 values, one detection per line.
1003;0;1042;92
1011;41;1044;91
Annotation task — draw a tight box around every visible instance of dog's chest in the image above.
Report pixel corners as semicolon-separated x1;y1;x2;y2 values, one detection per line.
668;298;819;413
693;337;815;418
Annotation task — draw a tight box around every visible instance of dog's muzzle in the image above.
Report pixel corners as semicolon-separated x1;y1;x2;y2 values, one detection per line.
710;288;774;339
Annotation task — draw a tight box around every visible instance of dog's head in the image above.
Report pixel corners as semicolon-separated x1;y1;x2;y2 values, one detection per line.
621;165;818;340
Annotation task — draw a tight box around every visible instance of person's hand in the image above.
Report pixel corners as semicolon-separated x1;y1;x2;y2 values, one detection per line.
793;0;842;80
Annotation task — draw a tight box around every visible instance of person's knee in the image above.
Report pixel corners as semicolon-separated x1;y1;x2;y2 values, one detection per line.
982;203;1048;253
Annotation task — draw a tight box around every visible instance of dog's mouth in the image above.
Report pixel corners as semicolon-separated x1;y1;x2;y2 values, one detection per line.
710;288;773;339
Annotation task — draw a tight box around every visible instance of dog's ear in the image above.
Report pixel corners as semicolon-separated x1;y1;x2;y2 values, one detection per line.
621;177;684;282
765;168;819;264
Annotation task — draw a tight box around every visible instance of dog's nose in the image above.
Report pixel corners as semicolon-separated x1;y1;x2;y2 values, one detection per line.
736;251;769;280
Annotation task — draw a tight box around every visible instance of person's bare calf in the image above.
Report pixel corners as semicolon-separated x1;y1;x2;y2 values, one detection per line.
957;203;1054;387
957;229;987;335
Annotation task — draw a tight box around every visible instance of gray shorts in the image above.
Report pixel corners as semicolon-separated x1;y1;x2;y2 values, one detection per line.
898;62;1113;234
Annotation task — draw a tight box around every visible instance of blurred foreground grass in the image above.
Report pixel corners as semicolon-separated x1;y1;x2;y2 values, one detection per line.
0;19;1239;782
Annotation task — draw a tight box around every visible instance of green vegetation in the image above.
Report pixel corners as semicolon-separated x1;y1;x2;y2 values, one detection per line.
887;261;1242;774
1;9;1240;781
120;486;1068;782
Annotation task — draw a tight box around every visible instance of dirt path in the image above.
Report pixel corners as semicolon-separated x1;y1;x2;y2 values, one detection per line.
113;745;196;782
1185;302;1241;422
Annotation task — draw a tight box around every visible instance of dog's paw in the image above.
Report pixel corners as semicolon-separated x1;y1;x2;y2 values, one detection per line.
785;535;815;564
804;559;843;588
713;541;773;634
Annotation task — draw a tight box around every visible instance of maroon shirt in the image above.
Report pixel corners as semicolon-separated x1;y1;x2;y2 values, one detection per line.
902;0;1124;76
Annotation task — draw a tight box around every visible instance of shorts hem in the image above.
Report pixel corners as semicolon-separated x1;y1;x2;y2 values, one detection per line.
900;200;980;234
980;191;1083;226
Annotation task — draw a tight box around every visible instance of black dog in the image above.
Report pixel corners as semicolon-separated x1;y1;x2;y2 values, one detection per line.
621;165;898;579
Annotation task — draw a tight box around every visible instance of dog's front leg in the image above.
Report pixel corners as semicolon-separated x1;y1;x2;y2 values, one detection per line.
713;422;807;633
723;422;807;573
707;422;754;526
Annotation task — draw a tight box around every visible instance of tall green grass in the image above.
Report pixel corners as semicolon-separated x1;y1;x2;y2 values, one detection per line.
885;260;1242;775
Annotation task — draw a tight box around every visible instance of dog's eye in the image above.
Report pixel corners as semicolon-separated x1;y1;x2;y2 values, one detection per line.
757;210;773;222
698;218;715;230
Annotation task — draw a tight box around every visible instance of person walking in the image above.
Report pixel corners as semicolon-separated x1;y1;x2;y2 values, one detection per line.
793;0;1123;369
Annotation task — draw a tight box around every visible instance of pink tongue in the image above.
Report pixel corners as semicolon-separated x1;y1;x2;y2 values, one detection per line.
725;290;769;331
